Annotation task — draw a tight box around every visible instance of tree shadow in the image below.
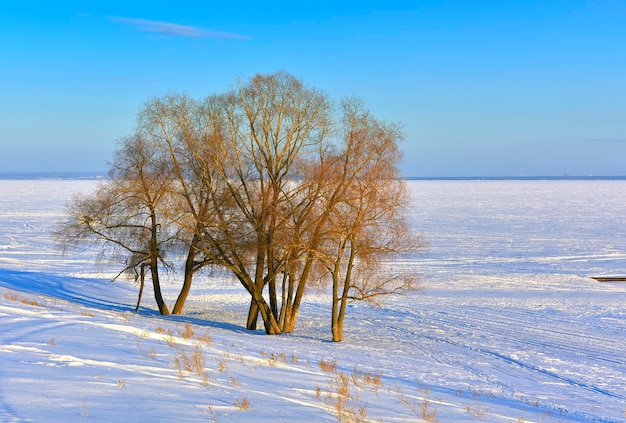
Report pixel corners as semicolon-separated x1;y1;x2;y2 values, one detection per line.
0;268;134;313
0;267;246;334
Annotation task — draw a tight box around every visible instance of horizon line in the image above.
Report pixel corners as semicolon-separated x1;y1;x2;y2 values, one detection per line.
1;171;626;181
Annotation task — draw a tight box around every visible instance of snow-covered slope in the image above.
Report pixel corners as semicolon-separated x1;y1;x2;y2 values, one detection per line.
1;180;625;422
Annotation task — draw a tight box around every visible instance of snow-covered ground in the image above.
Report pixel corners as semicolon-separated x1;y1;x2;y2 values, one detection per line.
1;179;625;422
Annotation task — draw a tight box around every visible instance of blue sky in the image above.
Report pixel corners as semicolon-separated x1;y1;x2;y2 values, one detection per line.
2;0;625;177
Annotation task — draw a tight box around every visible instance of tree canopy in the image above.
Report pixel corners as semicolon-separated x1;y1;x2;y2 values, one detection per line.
57;71;422;341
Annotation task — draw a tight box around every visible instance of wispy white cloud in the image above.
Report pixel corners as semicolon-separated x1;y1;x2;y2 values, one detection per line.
109;16;250;40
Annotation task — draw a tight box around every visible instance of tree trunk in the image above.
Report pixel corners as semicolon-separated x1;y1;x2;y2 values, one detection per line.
278;271;288;329
150;264;170;315
268;278;279;321
135;264;146;313
258;299;282;335
282;271;300;333
330;240;354;342
331;317;343;342
246;298;259;330
331;269;341;342
247;291;282;334
251;287;282;334
172;236;199;315
282;257;313;333
247;232;267;329
332;241;356;342
282;307;298;333
150;211;169;315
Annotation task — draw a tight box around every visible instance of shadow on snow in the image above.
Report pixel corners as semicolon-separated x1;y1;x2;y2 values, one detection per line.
0;267;247;334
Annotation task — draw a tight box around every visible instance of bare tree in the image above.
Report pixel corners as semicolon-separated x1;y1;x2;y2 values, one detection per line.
313;98;421;341
197;72;333;334
133;74;420;337
57;133;176;315
59;72;422;340
138;94;213;314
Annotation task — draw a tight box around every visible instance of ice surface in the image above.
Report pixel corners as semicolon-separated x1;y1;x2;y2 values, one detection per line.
1;179;625;422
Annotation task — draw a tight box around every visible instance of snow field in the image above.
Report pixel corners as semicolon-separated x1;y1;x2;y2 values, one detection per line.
1;179;625;422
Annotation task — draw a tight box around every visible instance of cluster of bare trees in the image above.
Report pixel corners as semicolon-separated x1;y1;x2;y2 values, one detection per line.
58;72;421;341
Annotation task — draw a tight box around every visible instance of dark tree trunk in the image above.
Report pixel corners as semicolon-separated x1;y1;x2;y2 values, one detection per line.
246;298;259;330
150;211;169;315
172;236;199;315
150;263;169;315
331;270;341;342
331;241;355;342
249;287;282;334
268;278;278;321
135;264;146;313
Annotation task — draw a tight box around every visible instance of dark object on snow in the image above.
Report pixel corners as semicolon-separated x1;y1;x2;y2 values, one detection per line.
591;276;626;282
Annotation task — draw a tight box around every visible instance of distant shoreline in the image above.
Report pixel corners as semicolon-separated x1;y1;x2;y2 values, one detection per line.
1;172;625;181
0;171;107;180
404;176;626;181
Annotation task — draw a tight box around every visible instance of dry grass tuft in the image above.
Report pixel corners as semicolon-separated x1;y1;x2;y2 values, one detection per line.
319;359;338;373
207;404;218;422
21;297;42;307
2;292;20;302
181;323;195;339
173;345;207;378
321;369;373;423
399;388;439;423
290;352;300;364
196;330;212;345
234;397;251;411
